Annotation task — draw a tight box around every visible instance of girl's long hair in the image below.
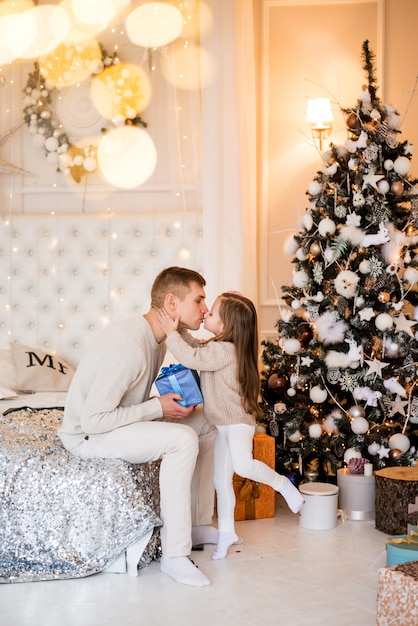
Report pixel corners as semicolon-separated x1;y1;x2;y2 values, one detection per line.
215;292;262;419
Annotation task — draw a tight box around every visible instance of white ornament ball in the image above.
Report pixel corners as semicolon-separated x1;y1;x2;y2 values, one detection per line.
83;156;97;172
283;338;301;355
393;156;411;176
59;153;72;169
404;267;418;285
308;181;322;196
287;387;296;397
377;179;390;194
74;155;84;166
288;430;301;443
386;341;399;357
293;270;310;288
359;260;371;274
309;386;327;403
356;296;365;307
45;136;59;152
375;312;393;331
384;159;394;171
348;405;366;419
368;442;381;456
388;433;410;454
302;213;313;230
309;423;323;439
344;447;362;463
291;299;301;310
112;114;126;127
296;248;307;261
318;218;336;237
351;416;369;435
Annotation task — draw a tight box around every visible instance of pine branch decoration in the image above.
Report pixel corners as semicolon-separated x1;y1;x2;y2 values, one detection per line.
361;39;378;103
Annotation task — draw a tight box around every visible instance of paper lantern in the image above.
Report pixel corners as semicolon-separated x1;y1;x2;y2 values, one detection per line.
71;0;129;26
160;41;215;91
19;5;71;59
126;2;183;48
97;126;157;189
40;40;102;88
0;11;36;64
91;63;151;121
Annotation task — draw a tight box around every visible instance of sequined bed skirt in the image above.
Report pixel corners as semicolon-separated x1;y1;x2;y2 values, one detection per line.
0;408;162;583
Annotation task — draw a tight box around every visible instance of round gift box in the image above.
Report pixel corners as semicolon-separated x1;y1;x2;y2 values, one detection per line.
299;482;339;530
337;468;375;521
386;538;418;566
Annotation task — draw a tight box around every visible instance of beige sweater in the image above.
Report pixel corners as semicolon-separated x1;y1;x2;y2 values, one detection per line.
59;315;166;449
165;331;256;427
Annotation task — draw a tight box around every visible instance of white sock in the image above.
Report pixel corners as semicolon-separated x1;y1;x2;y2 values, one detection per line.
192;525;218;545
278;478;304;514
211;532;241;560
160;556;211;587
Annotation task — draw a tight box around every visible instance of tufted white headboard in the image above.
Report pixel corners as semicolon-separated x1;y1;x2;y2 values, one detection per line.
0;212;203;366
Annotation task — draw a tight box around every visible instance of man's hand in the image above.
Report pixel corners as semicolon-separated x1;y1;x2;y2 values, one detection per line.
159;393;194;419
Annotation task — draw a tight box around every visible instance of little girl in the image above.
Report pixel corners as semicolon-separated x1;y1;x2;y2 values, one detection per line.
158;292;304;560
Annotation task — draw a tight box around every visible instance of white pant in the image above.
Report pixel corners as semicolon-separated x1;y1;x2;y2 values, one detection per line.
214;423;286;533
71;408;216;557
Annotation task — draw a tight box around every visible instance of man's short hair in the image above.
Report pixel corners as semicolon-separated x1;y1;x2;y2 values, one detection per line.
151;266;206;308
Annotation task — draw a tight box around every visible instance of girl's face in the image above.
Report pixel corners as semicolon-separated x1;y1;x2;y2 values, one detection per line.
203;297;224;336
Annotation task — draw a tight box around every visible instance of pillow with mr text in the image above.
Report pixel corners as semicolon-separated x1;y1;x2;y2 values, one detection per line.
10;343;75;392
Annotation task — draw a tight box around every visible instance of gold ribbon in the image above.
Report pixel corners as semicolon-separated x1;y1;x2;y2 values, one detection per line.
237;478;260;502
387;529;418;545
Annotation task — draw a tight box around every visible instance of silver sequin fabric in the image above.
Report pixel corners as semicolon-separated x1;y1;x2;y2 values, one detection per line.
0;408;162;583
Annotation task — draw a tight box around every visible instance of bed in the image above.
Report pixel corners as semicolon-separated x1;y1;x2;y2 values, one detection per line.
0;211;204;583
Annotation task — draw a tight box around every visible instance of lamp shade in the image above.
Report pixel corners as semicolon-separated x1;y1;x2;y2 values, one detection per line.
306;98;333;129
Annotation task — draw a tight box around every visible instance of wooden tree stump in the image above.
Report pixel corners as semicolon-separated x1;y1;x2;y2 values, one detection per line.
375;467;418;535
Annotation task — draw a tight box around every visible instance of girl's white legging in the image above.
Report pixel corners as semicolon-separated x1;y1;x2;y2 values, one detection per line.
214;423;287;533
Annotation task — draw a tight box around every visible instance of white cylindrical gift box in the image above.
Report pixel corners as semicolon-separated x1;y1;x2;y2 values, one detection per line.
337;468;375;521
299;482;339;530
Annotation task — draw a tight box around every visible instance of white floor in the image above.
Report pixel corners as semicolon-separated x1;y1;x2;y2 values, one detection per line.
1;496;389;626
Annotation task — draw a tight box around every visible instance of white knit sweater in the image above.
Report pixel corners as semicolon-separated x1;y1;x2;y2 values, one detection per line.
165;331;256;427
59;315;165;449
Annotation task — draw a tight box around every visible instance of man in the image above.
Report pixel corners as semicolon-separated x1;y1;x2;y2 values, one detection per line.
59;267;217;586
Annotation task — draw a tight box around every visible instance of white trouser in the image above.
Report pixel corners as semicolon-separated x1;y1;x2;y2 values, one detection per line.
214;423;286;533
71;408;216;557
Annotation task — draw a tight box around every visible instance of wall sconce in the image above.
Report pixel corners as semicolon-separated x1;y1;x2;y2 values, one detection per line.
306;98;333;151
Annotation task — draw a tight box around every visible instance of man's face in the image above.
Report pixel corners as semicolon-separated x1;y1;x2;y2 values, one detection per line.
175;281;208;330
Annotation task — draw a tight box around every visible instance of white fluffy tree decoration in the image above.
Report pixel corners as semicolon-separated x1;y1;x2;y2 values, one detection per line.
338;224;365;246
293;269;310;288
315;310;348;344
403;267;418;285
353;386;382;407
325;350;352;368
334;270;360;298
284;235;299;255
383;377;407;397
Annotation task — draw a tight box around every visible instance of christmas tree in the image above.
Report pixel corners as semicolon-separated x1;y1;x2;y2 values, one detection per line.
260;41;418;484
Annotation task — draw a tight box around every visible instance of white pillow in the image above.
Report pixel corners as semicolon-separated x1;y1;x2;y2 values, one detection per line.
0;348;17;389
10;343;75;392
0;384;17;399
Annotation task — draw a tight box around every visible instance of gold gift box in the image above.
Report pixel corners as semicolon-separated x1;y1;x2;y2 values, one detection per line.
233;433;276;521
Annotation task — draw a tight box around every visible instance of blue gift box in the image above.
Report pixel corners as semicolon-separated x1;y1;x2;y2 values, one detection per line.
155;364;203;407
386;529;418;566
